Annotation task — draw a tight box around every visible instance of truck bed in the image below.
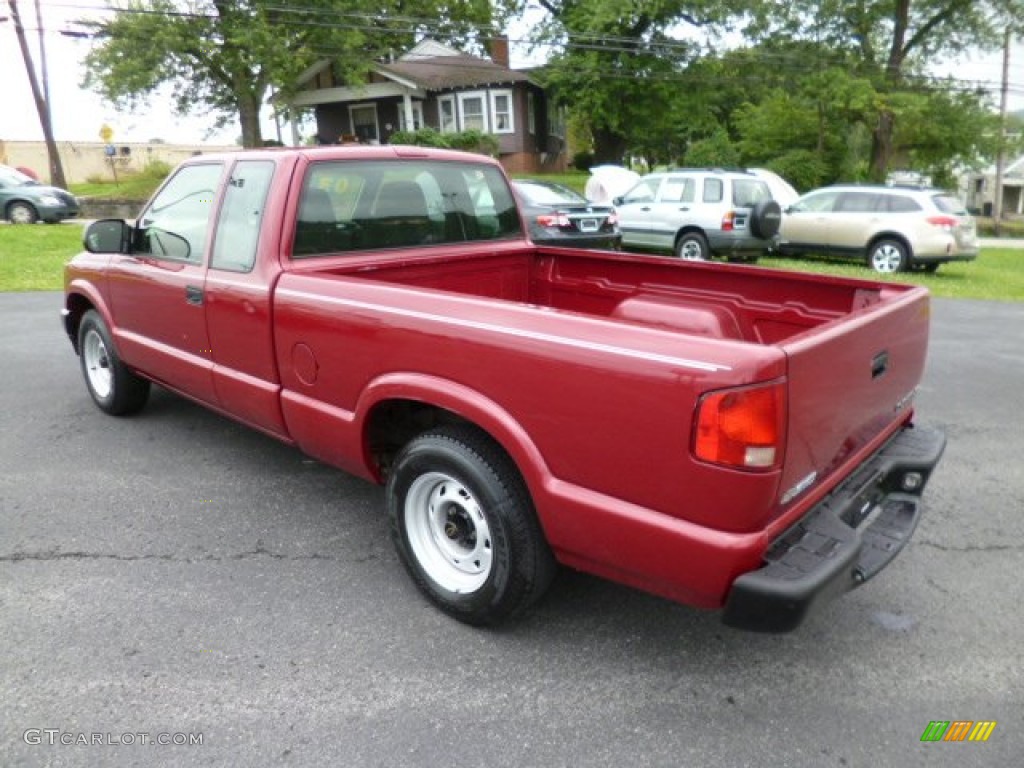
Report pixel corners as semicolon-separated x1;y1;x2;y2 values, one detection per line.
312;244;910;345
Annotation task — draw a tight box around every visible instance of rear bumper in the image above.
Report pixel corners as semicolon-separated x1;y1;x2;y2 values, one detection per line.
722;425;946;633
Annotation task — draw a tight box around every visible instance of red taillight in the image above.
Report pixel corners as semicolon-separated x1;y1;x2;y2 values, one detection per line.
537;212;570;228
721;211;736;232
926;215;957;232
694;381;786;470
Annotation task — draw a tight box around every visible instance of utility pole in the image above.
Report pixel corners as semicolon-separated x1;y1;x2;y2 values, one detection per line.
8;0;67;188
993;26;1011;237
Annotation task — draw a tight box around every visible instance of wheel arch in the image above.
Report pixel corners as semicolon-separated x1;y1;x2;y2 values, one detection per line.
63;285;113;354
358;375;552;507
674;225;707;248
866;232;913;260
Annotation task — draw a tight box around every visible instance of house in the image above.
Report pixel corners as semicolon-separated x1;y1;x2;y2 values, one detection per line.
291;39;567;174
962;154;1024;217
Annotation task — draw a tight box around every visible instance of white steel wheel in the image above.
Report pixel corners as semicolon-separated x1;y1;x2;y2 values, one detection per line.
76;310;150;415
868;240;908;273
404;471;493;593
82;327;113;400
387;426;556;626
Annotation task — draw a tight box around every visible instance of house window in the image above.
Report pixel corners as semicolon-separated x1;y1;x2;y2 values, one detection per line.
458;91;488;132
490;90;514;134
439;96;457;133
400;101;424;132
349;104;379;143
527;92;536;135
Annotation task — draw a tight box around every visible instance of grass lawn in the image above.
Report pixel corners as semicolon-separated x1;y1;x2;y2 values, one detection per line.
1;220;1022;301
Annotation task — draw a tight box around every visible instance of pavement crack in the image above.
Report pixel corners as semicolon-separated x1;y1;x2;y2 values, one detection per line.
915;540;1022;553
0;549;357;564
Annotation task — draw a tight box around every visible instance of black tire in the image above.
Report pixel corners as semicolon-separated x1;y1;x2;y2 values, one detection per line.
867;238;909;274
675;231;710;261
919;263;940;273
7;201;38;224
77;310;150;415
749;199;782;239
387;425;556;626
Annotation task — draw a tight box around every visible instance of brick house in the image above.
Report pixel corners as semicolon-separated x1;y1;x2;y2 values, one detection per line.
291;39;567;173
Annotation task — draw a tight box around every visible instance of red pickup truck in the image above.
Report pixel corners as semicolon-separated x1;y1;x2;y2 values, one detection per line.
63;146;945;632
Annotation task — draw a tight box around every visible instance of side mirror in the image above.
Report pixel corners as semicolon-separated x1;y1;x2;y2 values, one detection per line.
83;219;132;254
612;196;623;206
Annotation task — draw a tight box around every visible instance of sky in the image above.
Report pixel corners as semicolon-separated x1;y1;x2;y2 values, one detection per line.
2;0;1024;147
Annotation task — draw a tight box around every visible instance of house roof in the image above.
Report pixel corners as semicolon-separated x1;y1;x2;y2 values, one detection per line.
377;53;533;91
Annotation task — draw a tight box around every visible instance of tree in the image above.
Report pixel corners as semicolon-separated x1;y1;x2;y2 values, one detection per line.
745;0;1024;180
533;0;749;163
82;0;507;147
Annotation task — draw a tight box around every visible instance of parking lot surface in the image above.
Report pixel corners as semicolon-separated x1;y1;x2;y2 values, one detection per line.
1;292;1021;767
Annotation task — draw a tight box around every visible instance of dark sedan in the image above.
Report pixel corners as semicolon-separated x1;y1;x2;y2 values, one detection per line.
0;165;80;224
511;179;620;250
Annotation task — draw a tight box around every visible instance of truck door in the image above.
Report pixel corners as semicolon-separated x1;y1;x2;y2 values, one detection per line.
203;158;289;437
105;162;224;404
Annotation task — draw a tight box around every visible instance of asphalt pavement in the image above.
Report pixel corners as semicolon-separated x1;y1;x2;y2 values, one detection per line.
1;292;1022;767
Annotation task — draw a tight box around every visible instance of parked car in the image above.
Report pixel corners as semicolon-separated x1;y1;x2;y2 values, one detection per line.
776;184;979;273
511;179;621;249
614;168;782;262
0;165;80;224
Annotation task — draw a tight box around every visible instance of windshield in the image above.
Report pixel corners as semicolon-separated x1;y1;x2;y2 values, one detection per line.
0;166;36;187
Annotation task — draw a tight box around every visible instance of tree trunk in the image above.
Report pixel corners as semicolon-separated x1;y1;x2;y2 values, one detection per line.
869;110;895;182
591;128;628;165
237;92;263;148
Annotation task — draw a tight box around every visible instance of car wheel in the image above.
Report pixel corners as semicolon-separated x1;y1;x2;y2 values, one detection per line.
749;200;782;240
676;232;710;261
867;239;908;273
387;425;556;626
77;310;150;415
7;201;38;224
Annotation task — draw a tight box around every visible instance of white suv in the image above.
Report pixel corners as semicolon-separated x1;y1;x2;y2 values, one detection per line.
615;169;782;262
776;185;979;273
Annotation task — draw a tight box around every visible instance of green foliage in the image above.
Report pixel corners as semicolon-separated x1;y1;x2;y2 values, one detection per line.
571;151;595;171
683;128;740;167
388;128;499;157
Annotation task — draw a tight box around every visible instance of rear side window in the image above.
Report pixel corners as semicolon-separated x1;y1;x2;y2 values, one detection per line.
883;195;923;213
211;160;275;272
292;160;521;257
703;178;724;203
932;194;967;215
732;180;771;207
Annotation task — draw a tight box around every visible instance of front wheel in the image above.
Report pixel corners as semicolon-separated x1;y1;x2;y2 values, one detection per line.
7;201;38;224
867;239;908;273
77;310;150;415
387;425;556;626
675;232;710;261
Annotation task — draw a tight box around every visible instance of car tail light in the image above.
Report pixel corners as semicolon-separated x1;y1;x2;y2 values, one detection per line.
926;215;957;232
536;213;570;228
721;211;736;232
694;381;786;470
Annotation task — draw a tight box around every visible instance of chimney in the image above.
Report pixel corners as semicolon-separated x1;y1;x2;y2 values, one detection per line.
488;34;510;68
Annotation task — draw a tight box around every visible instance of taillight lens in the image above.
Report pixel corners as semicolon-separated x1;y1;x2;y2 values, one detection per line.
537;212;570;228
926;215;957;232
721;211;736;232
694;381;786;470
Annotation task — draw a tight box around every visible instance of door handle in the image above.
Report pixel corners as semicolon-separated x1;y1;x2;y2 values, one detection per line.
185;285;204;306
678;207;690;211
640;206;652;212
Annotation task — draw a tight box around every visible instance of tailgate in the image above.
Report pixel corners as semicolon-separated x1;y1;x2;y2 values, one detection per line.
777;286;931;508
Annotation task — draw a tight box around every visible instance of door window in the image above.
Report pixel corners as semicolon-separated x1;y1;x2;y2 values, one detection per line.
702;178;724;203
134;163;223;263
659;177;696;203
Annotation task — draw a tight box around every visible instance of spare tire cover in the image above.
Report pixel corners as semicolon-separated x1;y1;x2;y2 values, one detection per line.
750;200;782;239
